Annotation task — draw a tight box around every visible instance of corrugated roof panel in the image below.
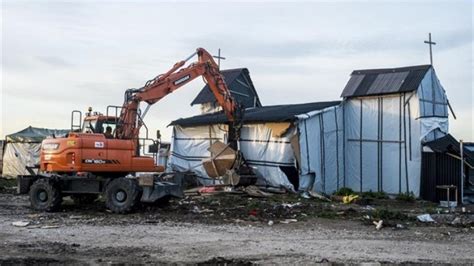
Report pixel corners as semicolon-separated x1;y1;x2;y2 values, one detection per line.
367;71;409;95
353;74;377;96
399;68;429;92
341;75;364;97
341;65;432;98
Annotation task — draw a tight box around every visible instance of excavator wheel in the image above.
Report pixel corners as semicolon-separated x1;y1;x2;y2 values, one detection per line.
105;178;142;214
29;178;62;212
71;194;99;205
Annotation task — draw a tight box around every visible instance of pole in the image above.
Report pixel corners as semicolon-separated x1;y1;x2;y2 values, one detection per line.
213;48;226;70
460;139;464;204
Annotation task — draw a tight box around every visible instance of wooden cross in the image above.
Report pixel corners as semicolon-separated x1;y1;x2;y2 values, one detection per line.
213;48;226;69
424;33;436;65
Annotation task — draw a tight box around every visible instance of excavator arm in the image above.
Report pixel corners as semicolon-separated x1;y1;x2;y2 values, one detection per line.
115;48;238;140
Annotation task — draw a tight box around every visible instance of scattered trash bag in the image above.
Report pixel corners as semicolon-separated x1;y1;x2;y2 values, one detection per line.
417;214;435;223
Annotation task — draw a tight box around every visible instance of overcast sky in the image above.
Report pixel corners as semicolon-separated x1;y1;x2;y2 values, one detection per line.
1;0;473;141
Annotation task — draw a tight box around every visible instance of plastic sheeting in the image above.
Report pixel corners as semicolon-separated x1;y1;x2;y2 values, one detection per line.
168;123;296;190
168;125;227;185
344;93;422;196
417;69;449;142
297;105;344;194
239;123;296;189
2;143;41;178
6;126;69;143
342;68;449;197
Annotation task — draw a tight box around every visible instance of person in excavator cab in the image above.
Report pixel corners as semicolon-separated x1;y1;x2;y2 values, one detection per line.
104;126;114;139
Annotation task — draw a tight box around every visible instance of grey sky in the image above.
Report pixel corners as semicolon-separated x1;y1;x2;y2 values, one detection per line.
1;1;473;141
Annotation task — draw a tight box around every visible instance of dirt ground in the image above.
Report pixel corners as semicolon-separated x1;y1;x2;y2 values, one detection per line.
0;185;473;265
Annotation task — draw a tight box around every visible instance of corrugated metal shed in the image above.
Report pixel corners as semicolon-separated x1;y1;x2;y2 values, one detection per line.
420;152;462;202
421;134;474;202
191;68;262;108
424;134;474;166
171;101;341;127
341;65;432;98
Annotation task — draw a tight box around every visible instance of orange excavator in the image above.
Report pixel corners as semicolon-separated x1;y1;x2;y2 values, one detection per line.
18;48;241;213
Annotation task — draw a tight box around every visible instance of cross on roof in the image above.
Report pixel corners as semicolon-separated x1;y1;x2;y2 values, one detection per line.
212;48;226;69
424;33;436;65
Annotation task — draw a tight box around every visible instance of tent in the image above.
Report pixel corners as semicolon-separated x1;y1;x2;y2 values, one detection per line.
169;101;341;190
2;126;69;178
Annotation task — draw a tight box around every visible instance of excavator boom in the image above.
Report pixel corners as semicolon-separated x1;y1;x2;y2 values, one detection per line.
116;48;237;140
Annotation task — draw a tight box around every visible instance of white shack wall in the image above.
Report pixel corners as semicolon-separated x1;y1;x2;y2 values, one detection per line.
168;124;296;190
168;125;227;185
344;92;422;196
297;106;344;194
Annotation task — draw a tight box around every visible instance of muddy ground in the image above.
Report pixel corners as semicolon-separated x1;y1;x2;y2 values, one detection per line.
0;184;473;264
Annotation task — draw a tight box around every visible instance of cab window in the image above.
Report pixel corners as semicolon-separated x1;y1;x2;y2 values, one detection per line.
82;120;97;133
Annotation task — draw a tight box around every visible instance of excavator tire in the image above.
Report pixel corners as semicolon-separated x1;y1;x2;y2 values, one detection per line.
105;178;142;214
71;194;99;205
29;178;62;212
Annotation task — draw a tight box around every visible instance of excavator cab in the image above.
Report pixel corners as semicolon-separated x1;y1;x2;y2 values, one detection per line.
82;115;117;135
71;108;118;136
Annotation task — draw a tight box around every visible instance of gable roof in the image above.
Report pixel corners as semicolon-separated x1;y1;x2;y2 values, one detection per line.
341;64;432;98
191;68;262;108
171;101;341;127
6;126;69;143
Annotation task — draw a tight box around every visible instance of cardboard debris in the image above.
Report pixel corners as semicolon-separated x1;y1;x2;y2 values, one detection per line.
202;141;237;178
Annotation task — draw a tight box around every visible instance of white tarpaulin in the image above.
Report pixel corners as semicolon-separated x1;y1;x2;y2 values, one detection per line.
168;123;296;190
2;143;41;178
297;105;344;194
418;68;449;142
344;94;422;195
168;125;227;185
2;126;69;179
